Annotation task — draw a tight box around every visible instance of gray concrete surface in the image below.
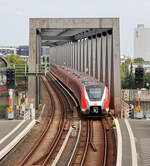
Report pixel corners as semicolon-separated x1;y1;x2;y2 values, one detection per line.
129;119;150;166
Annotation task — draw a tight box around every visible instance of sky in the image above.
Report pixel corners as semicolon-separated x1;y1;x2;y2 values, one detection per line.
0;0;150;57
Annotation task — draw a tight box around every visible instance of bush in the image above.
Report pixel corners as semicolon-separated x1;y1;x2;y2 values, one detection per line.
0;105;8;119
111;121;116;128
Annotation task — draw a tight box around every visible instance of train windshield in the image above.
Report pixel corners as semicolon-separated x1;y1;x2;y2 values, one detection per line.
86;85;104;101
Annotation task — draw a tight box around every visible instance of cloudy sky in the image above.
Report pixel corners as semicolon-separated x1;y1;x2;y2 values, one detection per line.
0;0;150;56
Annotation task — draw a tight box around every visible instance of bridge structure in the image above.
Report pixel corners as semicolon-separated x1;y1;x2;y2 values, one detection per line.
28;18;121;116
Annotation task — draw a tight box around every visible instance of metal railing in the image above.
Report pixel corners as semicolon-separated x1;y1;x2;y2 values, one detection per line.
13;63;49;77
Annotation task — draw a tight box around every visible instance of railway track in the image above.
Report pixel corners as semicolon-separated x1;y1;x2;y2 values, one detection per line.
18;72;78;166
18;72;116;166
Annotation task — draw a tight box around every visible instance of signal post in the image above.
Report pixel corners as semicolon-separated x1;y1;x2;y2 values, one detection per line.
6;68;15;120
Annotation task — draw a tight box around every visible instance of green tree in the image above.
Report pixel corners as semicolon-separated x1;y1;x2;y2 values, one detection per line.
134;57;144;67
121;58;132;88
144;72;150;88
6;54;26;65
6;54;27;83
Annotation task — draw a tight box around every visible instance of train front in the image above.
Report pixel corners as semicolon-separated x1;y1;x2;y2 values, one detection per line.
81;83;109;116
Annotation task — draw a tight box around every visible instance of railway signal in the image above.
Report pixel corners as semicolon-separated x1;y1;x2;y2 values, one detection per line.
6;68;15;89
135;67;144;89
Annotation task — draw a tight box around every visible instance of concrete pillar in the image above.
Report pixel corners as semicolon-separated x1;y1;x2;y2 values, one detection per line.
82;39;85;73
36;33;41;108
76;41;79;70
61;45;63;66
66;43;68;67
70;43;72;68
68;42;71;67
97;37;101;81
100;36;103;82
56;46;60;65
102;33;106;83
92;38;96;78
87;39;91;75
72;42;74;69
90;38;93;77
74;42;76;70
78;40;81;71
84;39;87;73
81;40;84;72
64;44;67;66
105;34;109;87
112;22;121;116
55;46;57;65
107;34;112;99
69;42;72;67
95;37;98;79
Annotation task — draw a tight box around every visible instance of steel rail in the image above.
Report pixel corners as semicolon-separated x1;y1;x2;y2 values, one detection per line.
80;120;90;166
67;120;82;166
19;77;55;166
102;119;108;166
41;74;67;166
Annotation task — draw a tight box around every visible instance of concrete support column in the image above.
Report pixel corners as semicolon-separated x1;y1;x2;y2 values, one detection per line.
64;44;67;66
76;41;79;70
78;40;81;71
56;46;60;65
87;39;91;75
66;43;68;67
97;37;101;81
95;37;98;79
69;42;72;67
107;34;112;98
105;34;109;87
36;33;41;108
111;24;121;116
68;42;71;67
102;33;106;84
81;40;83;72
100;36;103;82
61;45;63;66
84;39;87;73
74;42;76;69
70;42;73;68
61;45;64;66
90;38;93;77
55;46;57;65
82;39;85;73
92;38;96;78
71;42;74;68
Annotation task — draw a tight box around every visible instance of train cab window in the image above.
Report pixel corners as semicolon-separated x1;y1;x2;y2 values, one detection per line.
86;85;104;101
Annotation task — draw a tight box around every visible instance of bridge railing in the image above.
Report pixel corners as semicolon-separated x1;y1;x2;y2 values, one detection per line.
13;63;49;76
121;99;129;118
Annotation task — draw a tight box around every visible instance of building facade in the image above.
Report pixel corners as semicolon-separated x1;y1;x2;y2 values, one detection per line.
16;45;29;57
0;46;17;55
134;24;150;61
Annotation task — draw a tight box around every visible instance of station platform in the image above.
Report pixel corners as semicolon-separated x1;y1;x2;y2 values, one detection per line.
115;118;150;166
0;119;35;160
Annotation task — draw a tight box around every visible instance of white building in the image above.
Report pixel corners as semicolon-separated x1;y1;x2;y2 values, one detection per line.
134;24;150;62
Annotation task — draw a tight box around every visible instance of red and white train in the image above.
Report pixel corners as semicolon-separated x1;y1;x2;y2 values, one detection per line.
51;64;109;116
